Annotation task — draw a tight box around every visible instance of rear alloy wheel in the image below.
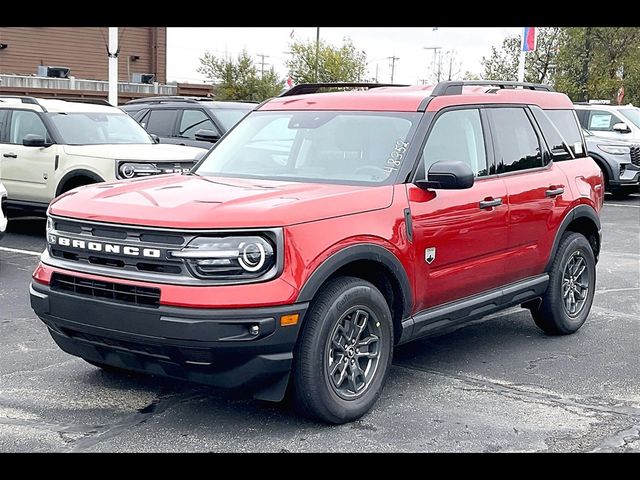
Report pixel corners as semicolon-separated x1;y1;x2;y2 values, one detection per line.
530;232;596;335
293;276;393;424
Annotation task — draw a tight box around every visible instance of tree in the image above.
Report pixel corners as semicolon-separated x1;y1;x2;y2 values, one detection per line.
555;27;640;104
480;28;561;84
197;49;284;102
285;37;367;84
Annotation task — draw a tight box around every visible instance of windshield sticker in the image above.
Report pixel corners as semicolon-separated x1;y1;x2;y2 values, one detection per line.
383;140;410;174
573;142;583;155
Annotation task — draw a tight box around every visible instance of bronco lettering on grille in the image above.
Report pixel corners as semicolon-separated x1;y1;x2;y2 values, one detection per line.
50;235;161;258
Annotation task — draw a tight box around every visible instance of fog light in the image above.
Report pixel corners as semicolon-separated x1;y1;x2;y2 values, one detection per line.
280;314;299;326
249;325;260;336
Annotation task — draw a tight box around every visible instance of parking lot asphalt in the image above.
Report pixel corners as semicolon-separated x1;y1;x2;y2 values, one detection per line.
0;195;638;452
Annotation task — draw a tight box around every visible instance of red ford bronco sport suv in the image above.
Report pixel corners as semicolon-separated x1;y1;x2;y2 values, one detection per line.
30;81;604;424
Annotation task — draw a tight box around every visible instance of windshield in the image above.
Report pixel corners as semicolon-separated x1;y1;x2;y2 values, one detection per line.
619;108;640;128
48;112;153;145
214;108;252;130
195;110;420;185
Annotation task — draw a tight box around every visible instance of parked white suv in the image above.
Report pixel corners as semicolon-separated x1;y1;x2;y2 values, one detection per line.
575;103;640;143
0;96;207;216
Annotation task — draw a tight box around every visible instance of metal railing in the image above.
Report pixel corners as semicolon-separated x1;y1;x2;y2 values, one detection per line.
0;74;176;95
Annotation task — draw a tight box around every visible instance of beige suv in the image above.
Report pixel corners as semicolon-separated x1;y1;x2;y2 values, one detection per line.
0;96;207;216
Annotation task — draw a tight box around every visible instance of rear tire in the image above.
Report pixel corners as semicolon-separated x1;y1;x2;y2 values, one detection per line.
530;232;596;335
292;276;393;424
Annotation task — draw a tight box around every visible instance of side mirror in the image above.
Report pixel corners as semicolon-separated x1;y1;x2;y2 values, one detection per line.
22;134;50;147
149;133;160;144
613;122;631;133
415;161;475;190
195;129;220;143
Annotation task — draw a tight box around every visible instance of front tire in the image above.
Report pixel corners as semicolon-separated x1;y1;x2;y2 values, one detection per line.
531;232;596;335
292;276;393;424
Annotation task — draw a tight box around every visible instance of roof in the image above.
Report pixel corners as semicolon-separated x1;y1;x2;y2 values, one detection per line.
261;84;574;112
0;97;123;114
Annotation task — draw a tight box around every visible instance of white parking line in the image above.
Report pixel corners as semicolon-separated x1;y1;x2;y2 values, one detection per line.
605;203;640;208
596;287;640;294
0;246;42;257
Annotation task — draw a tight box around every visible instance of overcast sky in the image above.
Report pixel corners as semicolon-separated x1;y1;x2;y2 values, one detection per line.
166;27;522;85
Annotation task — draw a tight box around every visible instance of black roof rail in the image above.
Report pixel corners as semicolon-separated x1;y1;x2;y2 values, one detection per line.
0;95;48;112
280;82;409;97
431;80;554;96
124;96;213;105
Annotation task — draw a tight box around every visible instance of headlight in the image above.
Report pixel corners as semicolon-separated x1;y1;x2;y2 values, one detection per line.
117;162;161;179
597;145;630;155
170;236;276;279
46;216;55;244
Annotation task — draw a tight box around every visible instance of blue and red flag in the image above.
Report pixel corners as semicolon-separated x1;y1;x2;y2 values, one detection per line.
522;27;537;52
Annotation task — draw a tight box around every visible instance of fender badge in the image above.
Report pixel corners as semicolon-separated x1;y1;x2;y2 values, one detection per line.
425;247;436;264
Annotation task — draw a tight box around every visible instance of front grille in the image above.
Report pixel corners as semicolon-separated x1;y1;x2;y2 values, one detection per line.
630;145;640;166
51;273;161;307
49;218;188;277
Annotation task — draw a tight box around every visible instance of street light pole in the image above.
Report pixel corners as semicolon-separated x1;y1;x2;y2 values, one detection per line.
108;27;119;106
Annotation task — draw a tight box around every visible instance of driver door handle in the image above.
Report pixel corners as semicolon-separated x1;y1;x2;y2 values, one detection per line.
3;153;17;158
479;197;502;209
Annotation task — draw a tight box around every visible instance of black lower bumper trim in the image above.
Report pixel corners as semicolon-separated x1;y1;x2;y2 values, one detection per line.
30;282;307;401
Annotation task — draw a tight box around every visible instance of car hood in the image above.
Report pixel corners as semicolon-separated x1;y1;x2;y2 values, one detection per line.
49;174;394;229
62;144;207;161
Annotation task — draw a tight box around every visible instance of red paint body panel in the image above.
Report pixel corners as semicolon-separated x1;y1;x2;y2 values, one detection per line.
500;163;571;282
49;174;393;229
406;178;510;311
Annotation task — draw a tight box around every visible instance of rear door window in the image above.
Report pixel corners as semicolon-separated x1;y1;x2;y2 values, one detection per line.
488;108;543;173
537;108;586;159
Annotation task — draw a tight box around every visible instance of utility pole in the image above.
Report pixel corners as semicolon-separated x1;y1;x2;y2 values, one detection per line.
375;63;379;82
315;27;320;82
447;51;454;81
256;53;270;79
107;27;119;106
423;46;441;83
388;55;399;83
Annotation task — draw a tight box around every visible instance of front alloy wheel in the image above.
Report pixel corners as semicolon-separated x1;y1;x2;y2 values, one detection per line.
293;276;393;424
326;307;382;400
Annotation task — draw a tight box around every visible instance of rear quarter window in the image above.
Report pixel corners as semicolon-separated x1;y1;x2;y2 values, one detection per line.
537;108;587;160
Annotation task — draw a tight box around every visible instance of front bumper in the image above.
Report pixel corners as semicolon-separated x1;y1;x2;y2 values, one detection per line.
30;281;307;401
611;167;640;188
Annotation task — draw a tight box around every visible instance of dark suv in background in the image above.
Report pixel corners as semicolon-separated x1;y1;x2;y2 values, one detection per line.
121;97;254;149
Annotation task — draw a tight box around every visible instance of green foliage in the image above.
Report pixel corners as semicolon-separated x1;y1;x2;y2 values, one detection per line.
480;28;561;84
555;27;640;104
285;38;367;84
197;49;284;102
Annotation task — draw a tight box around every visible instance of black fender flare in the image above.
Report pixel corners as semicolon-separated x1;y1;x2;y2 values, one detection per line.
545;204;601;271
296;243;413;319
589;153;614;185
55;170;105;197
